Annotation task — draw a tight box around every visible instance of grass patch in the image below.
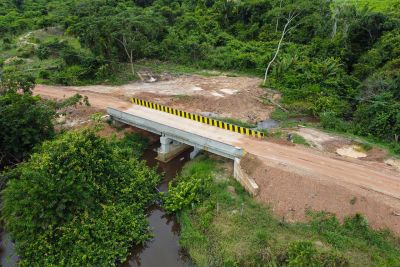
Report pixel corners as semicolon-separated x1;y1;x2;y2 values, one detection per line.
175;156;400;266
133;59;260;78
215;117;257;129
292;133;310;147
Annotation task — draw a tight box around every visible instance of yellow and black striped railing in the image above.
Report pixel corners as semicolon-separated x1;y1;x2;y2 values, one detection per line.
131;97;265;139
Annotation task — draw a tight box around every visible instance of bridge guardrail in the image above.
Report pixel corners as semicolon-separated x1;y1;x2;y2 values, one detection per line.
131;97;265;139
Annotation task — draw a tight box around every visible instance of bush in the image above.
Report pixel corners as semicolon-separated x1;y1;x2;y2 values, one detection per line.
17;45;35;58
2;130;160;266
36;45;50;60
53;65;84;85
164;172;212;213
0;90;54;168
38;70;50;79
320;112;353;133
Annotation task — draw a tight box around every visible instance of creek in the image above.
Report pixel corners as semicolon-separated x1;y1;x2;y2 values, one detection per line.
121;142;192;267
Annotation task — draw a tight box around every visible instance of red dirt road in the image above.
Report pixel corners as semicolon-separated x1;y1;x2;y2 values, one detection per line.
34;85;400;233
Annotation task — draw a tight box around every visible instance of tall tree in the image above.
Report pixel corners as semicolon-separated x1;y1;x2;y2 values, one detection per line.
263;12;299;85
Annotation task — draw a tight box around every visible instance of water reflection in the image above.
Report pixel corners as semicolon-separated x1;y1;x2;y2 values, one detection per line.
120;142;192;267
0;230;18;267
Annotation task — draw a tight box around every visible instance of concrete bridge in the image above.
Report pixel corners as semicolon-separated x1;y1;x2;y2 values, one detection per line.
107;102;260;195
107;107;245;161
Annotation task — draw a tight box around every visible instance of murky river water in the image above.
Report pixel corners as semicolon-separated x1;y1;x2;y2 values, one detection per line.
121;143;192;267
0;142;192;267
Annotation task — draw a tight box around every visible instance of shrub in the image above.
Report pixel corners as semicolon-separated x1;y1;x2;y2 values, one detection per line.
320;112;353;133
36;45;50;60
0;90;54;168
2;130;160;266
53;65;84;85
164;173;212;213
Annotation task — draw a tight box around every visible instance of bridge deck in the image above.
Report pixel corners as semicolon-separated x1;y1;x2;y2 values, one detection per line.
108;105;246;159
123;105;244;144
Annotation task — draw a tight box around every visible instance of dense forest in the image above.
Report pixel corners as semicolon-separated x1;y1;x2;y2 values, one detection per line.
1;0;399;152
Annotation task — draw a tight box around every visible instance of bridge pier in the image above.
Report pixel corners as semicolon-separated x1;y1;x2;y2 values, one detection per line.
156;135;191;163
190;147;201;159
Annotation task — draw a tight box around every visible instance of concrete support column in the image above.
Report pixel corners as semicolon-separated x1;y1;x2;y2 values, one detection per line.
157;135;191;163
190;147;201;159
159;136;173;154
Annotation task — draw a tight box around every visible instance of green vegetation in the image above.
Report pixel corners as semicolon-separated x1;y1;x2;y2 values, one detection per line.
2;130;160;266
1;0;400;265
292;133;310;146
0;79;54;169
168;156;400;266
2;0;398;153
216;117;258;129
337;0;399;11
1;0;399;153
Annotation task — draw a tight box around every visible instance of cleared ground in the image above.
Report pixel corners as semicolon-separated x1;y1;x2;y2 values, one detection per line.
34;79;400;234
36;74;273;123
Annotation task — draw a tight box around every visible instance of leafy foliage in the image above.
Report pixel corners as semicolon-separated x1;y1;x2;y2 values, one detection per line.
0;89;54;168
2;130;160;266
164;158;214;213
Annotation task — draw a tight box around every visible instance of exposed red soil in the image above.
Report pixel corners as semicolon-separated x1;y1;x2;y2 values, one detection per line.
33;78;400;235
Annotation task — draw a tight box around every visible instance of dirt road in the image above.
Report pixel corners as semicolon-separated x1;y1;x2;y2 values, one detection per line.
35;75;273;123
34;83;400;233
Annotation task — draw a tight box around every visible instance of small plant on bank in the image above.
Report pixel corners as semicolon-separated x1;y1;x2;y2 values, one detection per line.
163;173;213;213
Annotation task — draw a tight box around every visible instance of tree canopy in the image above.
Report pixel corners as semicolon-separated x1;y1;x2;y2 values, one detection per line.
2;130;160;266
0;83;54;169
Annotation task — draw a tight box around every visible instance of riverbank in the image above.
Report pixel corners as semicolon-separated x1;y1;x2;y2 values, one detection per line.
175;155;400;266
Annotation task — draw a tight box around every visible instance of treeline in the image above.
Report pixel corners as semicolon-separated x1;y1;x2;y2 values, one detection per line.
1;0;400;150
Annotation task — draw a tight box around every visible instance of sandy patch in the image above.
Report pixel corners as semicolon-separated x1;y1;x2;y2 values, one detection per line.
220;88;238;95
385;158;400;172
295;128;338;150
336;145;367;159
211;91;225;97
191;86;203;91
36;75;272;123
